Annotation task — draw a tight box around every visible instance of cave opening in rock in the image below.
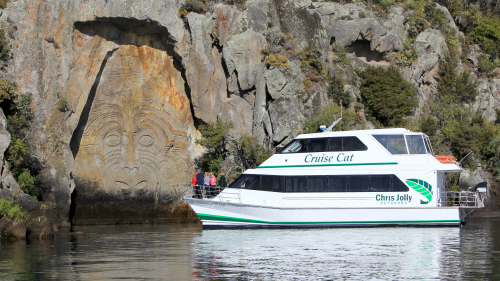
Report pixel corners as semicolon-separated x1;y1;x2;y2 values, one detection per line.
347;39;384;62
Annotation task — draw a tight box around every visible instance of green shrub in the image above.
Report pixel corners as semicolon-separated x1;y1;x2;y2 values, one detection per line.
265;53;289;69
396;40;418;66
56;92;69;112
18;170;36;196
470;15;500;59
0;198;28;222
0;90;40;198
484;134;500;180
196;119;234;176
236;134;271;169
300;45;327;82
359;66;418;127
0;0;9;9
437;50;478;103
327;74;351;108
419;116;439;136
477;54;498;76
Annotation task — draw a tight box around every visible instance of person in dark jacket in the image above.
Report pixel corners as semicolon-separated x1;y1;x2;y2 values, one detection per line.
196;170;204;198
219;172;227;187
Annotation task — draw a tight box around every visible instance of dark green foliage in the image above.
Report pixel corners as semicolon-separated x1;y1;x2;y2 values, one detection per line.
469;15;500;59
196;119;234;176
484;134;500;180
0;29;9;61
327;75;351;108
437;51;477;103
0;0;8;9
359;66;418;127
0;83;40;197
419;116;439;136
236;134;271;169
448;122;479;166
300;44;327;83
0;198;28;222
477;53;498;76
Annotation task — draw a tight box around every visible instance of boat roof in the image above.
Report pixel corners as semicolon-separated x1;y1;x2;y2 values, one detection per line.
296;128;423;139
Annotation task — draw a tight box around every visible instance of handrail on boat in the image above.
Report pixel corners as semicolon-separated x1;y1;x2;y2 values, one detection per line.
445;191;485;208
185;185;226;199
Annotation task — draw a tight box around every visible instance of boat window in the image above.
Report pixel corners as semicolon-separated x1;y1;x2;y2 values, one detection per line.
229;174;409;192
373;135;408;154
286;177;307;192
342;137;368;151
406;135;427;154
392;176;409;191
349;176;370;192
261;175;274;191
326;137;368;152
370;175;391;192
328;176;349;192
307;176;327;192
281;137;367;153
272;176;285;192
280;139;327;153
327;137;343;151
230;175;260;190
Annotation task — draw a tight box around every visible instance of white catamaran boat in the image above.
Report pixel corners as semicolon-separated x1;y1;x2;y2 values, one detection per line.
185;126;485;228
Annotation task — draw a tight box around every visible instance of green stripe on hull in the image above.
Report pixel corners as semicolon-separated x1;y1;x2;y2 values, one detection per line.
198;214;459;225
257;162;398;169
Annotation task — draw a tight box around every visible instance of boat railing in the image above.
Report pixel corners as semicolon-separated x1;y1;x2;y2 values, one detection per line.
445;191;485;208
185;185;226;199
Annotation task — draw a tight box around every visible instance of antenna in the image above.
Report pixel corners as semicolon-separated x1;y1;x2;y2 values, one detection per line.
459;151;473;164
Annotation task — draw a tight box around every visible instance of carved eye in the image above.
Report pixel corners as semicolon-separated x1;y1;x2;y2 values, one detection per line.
138;135;154;147
104;134;121;147
135;180;148;190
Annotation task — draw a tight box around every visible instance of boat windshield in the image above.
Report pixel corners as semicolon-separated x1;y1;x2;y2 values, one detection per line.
406;135;427;154
372;135;408;154
373;134;431;155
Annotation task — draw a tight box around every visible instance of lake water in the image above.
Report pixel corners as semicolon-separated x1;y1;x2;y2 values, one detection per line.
2;218;500;280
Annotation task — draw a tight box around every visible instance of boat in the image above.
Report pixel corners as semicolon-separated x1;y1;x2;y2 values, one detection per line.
184;127;485;228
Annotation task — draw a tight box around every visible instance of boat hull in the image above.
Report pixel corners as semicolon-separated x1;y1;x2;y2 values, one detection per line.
184;198;463;228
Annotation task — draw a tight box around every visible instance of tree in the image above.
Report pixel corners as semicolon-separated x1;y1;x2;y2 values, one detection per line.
327;74;351;108
359;66;418;127
196;119;234;176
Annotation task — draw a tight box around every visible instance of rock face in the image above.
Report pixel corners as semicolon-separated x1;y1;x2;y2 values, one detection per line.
0;0;499;225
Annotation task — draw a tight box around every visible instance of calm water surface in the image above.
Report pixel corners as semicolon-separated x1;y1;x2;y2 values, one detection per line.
2;219;500;280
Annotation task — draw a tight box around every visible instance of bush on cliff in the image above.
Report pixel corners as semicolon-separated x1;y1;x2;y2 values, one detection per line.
358;66;418;127
196;119;234;176
0;198;28;222
327;74;351;108
235;134;271;170
0;81;40;197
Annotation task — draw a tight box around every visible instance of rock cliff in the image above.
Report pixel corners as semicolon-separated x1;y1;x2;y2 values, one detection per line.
0;0;498;225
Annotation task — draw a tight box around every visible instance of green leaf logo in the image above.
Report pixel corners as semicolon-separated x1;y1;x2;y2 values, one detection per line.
405;179;433;205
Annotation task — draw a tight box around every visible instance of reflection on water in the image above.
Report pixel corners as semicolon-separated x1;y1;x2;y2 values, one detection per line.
1;220;500;280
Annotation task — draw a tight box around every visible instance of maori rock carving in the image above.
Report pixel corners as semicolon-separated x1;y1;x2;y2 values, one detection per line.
74;45;194;206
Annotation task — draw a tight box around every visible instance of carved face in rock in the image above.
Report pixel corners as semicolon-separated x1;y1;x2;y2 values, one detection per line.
74;46;193;199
